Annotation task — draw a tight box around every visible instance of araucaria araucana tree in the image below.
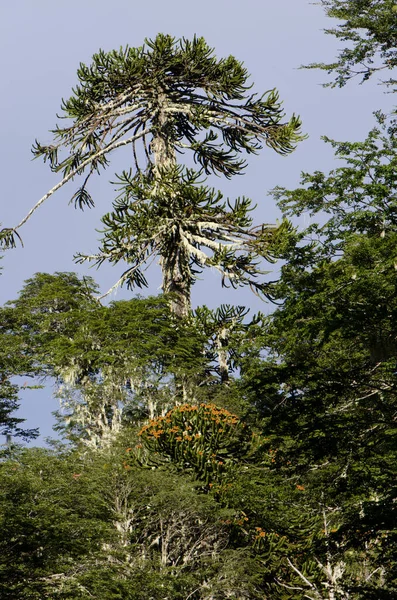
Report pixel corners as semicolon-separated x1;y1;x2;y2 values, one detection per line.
1;34;303;316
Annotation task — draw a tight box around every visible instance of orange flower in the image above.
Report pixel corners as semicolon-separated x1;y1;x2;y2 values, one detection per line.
296;484;305;491
151;429;164;439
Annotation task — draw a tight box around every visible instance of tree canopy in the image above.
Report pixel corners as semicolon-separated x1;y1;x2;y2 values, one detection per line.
1;21;397;600
308;0;397;89
1;34;303;316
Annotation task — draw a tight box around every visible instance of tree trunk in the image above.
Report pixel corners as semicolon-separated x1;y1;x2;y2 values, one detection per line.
161;246;191;319
151;92;191;318
216;327;230;384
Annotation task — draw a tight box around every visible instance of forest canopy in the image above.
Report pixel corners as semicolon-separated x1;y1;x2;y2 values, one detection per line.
1;9;396;599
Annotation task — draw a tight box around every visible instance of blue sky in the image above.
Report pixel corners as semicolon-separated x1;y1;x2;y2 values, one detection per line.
1;0;394;443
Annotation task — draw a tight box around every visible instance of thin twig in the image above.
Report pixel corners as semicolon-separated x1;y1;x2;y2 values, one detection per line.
286;557;322;599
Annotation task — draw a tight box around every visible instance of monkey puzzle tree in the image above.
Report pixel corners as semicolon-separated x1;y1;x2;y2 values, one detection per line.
1;34;303;316
194;304;258;384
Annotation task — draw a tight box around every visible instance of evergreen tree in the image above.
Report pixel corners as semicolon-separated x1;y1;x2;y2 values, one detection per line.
3;18;396;599
194;304;258;384
5;272;207;446
1;34;303;315
0;446;115;599
0;437;272;600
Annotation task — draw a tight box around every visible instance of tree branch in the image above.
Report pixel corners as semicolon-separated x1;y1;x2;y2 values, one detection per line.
1;128;150;243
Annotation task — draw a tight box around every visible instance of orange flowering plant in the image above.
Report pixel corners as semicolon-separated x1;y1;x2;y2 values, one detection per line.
132;403;263;485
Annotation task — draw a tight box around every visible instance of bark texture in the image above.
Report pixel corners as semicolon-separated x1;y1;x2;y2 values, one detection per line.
151;92;191;318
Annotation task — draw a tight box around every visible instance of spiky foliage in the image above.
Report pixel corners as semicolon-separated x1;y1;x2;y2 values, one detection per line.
30;34;302;184
194;304;263;383
307;0;397;89
1;34;302;314
77;167;288;315
135;403;261;488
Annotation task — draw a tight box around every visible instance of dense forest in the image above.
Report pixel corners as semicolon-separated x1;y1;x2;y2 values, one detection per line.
0;2;396;598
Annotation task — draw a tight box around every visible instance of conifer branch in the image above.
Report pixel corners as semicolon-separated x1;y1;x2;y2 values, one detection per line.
0;129;149;245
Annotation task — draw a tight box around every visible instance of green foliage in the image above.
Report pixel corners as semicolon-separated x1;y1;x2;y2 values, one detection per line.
5;273;207;444
0;447;115;599
236;118;397;597
31;34;303;181
0;255;39;442
7;272;201;380
308;0;397;88
194;304;264;383
0;34;303;317
273;113;397;244
135;403;260;487
78;167;284;301
0;377;37;444
0;319;38;443
2;19;396;599
0;439;274;599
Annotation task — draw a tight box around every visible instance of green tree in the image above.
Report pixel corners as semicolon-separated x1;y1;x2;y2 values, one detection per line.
0;446;116;599
1;34;303;316
0;436;277;600
135;402;261;487
236;117;397;597
309;0;397;89
5;272;207;446
194;304;261;384
0;330;38;444
0;255;38;444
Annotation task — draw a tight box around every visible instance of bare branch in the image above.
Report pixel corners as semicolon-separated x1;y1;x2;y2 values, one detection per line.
1;128;150;240
96;243;159;300
286;557;322;600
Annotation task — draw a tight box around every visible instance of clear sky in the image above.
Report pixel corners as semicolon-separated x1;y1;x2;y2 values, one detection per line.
0;0;394;443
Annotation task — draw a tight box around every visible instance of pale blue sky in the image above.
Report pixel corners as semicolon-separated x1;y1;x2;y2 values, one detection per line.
0;0;394;443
